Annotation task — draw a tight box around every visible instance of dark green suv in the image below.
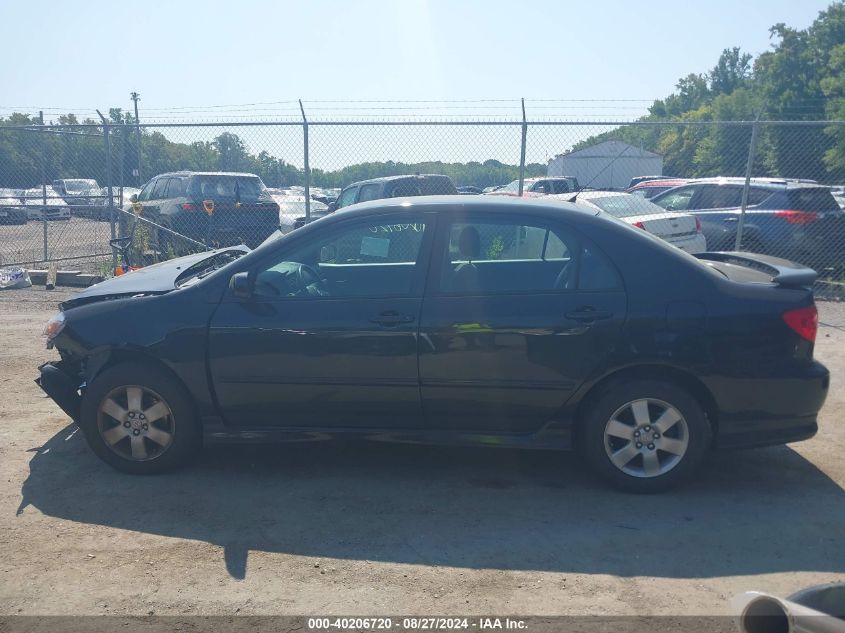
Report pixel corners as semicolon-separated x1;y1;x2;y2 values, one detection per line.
126;172;280;254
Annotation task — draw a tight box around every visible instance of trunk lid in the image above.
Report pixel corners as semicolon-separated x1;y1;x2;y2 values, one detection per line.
628;212;698;239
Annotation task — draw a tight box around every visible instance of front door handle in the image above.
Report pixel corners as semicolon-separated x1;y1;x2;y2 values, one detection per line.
565;308;612;322
369;311;415;326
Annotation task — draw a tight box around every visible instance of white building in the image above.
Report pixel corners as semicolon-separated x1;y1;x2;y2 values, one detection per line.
547;140;663;190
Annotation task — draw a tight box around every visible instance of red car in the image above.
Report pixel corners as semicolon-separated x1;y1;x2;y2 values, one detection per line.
625;179;689;199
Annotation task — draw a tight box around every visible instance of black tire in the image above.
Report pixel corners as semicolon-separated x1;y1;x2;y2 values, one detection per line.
580;379;712;493
79;362;200;474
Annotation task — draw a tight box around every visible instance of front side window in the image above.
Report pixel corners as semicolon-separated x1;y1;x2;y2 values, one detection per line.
654;186;696;211
357;183;382;203
696;185;743;209
253;214;429;299
549;180;573;194
138;180;155;201
337;186;358;208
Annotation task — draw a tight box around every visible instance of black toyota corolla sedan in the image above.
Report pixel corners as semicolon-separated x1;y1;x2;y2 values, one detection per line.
37;196;829;492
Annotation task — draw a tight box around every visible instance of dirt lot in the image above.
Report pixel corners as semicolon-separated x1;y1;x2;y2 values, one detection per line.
0;218;111;272
0;287;843;616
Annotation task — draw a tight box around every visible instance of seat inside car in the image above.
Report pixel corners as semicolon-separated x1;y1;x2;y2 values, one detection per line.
450;226;481;291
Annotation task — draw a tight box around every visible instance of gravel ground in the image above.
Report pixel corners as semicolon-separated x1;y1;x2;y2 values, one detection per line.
0;289;843;616
0;218;112;273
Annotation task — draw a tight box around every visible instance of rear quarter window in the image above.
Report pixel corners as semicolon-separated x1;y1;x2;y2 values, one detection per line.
786;188;841;212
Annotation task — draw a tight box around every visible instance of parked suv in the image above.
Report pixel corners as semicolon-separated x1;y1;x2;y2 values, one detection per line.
125;172;280;254
651;178;845;271
293;174;457;229
488;177;580;197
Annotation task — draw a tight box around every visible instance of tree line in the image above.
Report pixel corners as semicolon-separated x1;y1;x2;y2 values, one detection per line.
0;111;545;190
572;2;845;183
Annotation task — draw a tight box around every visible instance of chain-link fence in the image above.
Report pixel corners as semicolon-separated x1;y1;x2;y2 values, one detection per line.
1;115;844;295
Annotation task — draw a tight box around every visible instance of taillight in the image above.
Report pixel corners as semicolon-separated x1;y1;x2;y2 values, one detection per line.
632;221;646;230
783;305;818;342
775;210;818;225
694;216;702;232
181;203;196;211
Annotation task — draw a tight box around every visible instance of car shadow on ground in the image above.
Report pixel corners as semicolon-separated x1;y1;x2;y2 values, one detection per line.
17;424;845;580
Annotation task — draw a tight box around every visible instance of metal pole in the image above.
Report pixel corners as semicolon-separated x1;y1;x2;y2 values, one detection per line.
299;99;311;223
131;92;142;186
40;111;48;261
118;123;125;206
97;110;117;271
735;117;762;251
518;98;527;196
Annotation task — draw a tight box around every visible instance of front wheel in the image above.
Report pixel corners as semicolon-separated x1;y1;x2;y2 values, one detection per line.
580;380;712;492
79;363;200;474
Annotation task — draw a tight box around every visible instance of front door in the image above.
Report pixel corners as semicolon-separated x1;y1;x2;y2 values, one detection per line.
418;211;627;433
207;211;435;429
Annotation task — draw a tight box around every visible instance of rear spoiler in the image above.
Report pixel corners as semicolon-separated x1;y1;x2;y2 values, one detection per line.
694;251;818;288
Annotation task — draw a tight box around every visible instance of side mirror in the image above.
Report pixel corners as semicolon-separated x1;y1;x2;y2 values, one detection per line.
327;202;338;212
229;272;252;299
130;194;139;203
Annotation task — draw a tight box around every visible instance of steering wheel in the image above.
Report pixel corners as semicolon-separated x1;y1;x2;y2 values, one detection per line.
296;264;330;296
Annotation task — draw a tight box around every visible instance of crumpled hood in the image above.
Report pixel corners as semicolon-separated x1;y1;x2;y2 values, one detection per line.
62;246;249;309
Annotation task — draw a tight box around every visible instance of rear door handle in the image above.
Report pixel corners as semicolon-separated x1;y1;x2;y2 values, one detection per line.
369;311;415;326
565;309;612;322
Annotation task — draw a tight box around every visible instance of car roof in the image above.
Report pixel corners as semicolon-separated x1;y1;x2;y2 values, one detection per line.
155;171;260;178
684;177;822;190
336;194;601;218
571;190;635;200
630;179;688;188
345;174;452;187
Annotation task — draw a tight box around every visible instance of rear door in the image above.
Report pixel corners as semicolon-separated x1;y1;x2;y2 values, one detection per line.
418;209;627;433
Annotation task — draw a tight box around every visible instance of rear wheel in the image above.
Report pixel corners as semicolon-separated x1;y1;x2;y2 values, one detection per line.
79;363;200;474
580;379;711;492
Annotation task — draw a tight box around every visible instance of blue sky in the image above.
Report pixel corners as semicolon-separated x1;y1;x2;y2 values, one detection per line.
0;0;833;120
0;0;835;168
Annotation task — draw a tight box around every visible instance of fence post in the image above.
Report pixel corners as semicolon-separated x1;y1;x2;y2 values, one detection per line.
735;117;761;251
518;98;527;196
97;110;116;271
299;99;311;224
39;111;48;262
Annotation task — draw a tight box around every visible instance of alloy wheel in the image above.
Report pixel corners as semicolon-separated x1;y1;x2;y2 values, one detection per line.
603;398;689;478
97;385;175;462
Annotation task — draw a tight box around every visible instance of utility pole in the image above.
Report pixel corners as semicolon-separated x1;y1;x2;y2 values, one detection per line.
130;92;142;186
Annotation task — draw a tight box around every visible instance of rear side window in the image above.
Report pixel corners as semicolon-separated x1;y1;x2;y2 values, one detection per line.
418;177;456;195
579;244;622;290
696;185;743;209
151;178;168;200
166;178;185;198
786;188;841;212
745;188;770;206
439;217;577;294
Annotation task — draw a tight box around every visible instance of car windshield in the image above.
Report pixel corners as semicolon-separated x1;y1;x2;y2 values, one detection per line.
499;180;523;193
188;176;266;201
584;194;665;218
175;249;248;288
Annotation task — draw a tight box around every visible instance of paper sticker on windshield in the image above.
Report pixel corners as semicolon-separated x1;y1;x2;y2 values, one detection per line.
360;236;390;258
